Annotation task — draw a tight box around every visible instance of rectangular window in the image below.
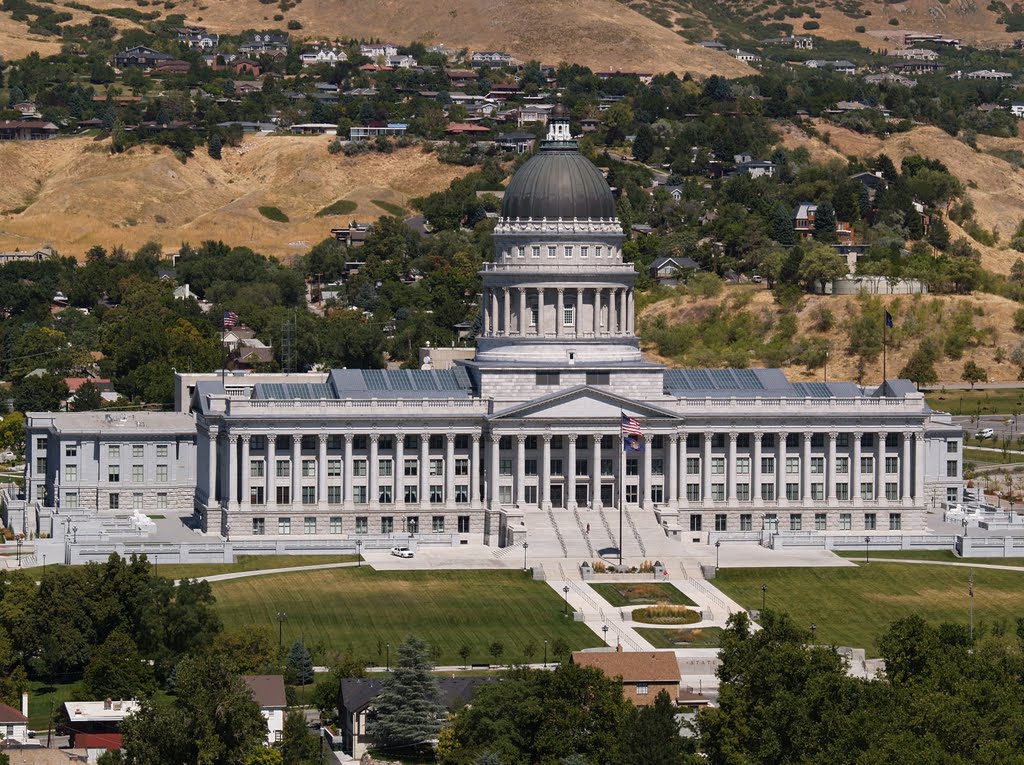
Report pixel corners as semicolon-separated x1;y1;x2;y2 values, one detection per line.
864;513;877;530
432;515;445;532
65;465;77;482
811;433;824;448
687;458;701;475
353;459;367;477
861;483;874;500
499;459;512;476
404;459;418;476
379;485;393;504
839;513;851;530
740;514;752;531
107;444;118;459
551;459;564;476
564;245;573;258
251;460;265;478
652;458;664;476
595;245;603;257
536;372;560;385
626;458;639;476
736;457;750;476
304;517;316;534
548;245;557;258
381;516;394;534
455;485;469;503
252;517;265;535
430;485;444;503
356;516;368;534
761;483;775;501
455;458;469;476
328;435;342;450
133;492;143;510
132;445;144;458
36;456;46;473
132;464;144;482
250;486;265;505
156;464;168;482
885;457;899;474
108;465;120;483
711;484;725;502
378;459;392;477
811;483;824;501
458;515;470;533
761;457;775;475
715;513;727;531
157;492;168;509
689;514;702;532
586;372;609;385
109;492;119;509
836;457;849;475
947;460;958;477
327;486;341;504
815;512;827;531
277;460;291;477
279;517;291;535
861;456;874;474
947;487;959;503
524;459;538;476
330;516;342;534
837;433;850;448
636;683;649;695
947;441;958;453
327;459;341;477
354;435;368;450
885;482;899;501
711;457;725;475
810;457;824;475
889;513;902;530
650;484;664;503
354;486;367;504
601;458;614;476
687;483;701;502
786;457;800;474
532;246;540;258
302;486;316;504
786;483;800;501
581;245;589;258
517;246;525;258
430;459;444;477
790;513;802;531
736;483;750;501
836;483;849;501
301;459;316;478
405;485;419;504
499;485;512;504
276;486;290;505
652;435;664;450
65;444;77;457
626;485;639;503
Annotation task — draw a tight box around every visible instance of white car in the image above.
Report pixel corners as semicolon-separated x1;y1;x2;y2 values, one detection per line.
390;546;414;558
975;428;994;439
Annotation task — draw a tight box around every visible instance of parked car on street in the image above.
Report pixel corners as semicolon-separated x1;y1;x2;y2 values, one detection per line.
976;428;994;439
390;546;414;558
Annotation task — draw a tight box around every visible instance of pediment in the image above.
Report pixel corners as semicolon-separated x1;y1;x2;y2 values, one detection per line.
490;386;682;422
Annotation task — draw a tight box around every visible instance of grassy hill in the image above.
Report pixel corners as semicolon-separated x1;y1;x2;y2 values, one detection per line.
641;286;1024;384
0;135;470;259
780;120;1024;275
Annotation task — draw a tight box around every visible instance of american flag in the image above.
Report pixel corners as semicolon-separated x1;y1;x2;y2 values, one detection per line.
621;413;642;437
223;310;239;328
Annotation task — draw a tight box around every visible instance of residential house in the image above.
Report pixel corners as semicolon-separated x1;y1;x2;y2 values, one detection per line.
349;122;408;141
360;43;399;59
339;676;499;758
903;32;960;47
761;34;814;49
731;160;776;178
571;650;682;706
241;675;286;745
663;185;684;202
446;69;479;87
804;59;857;74
387;54;417;69
64;699;140;755
967;69;1012;81
12;101;41;118
730;49;761;63
494;131;537;154
240;33;289;57
231;80;265;96
300;48;347;67
0;121;57;140
231;59;262;76
64;377;119;406
290;123;337;135
864;72;917;87
849;171;887;203
580;117;601;132
649;256;701;286
891;61;943;75
330;222;374;246
446;122;491;136
470;50;514;66
152;60;192;75
488;82;522;100
1011;102;1024;118
0;246;54;264
891;48;939;61
517;105;554;127
698;40;727;51
0;696;30;745
793;201;854;243
176;27;220;48
596;70;655;85
113;46;174;70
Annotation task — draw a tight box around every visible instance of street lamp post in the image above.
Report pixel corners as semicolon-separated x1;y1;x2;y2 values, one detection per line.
386;642;390;671
761;583;768;613
543;639;548;667
563;585;570;616
356;538;362;567
42;553;46;575
602;625;609;646
276;611;287;652
715;540;721;569
523;541;529;571
72;525;77;544
16;537;23;567
810;623;817;641
864;536;871;564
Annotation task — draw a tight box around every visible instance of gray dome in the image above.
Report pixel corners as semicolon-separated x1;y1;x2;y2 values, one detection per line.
501;145;617;221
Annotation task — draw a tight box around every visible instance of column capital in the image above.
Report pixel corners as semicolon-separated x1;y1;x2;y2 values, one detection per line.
240;434;251;444
878;430;888;439
421;432;431;443
446;432;457;444
753;431;763;442
344;433;354;444
370;433;380;443
491;434;501;445
542;434;552;444
778;430;788;440
914;431;925;442
517;434;528;444
704;431;715;441
828;431;839;441
728;432;739;443
318;433;328;444
208;426;220;438
227;433;238;444
472;433;481;444
853;430;863;439
669;433;680;444
557;286;564;294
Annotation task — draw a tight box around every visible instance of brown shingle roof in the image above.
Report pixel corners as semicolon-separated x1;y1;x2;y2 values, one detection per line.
571;651;681;683
0;701;28;723
241;674;286;708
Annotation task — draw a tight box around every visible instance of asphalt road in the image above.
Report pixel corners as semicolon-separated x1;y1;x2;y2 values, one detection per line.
953;414;1024;443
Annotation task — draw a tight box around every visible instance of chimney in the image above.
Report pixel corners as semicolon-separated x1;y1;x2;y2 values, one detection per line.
616;643;623;652
21;692;28;718
104;698;112;710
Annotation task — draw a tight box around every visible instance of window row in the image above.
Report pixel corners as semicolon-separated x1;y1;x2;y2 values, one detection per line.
250;515;473;535
83;464;171;483
240;434;475;452
247;484;472;505
103;444;170;458
89;492;171;510
692;512;903;532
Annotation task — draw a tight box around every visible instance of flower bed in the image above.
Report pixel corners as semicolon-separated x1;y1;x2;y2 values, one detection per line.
631;604;701;625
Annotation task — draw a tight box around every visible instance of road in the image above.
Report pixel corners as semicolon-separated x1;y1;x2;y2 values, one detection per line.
953;414;1024;443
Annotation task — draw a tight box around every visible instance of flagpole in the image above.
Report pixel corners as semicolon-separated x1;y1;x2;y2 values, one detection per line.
221;314;227;388
969;569;974;644
619;427;625;567
882;309;887;384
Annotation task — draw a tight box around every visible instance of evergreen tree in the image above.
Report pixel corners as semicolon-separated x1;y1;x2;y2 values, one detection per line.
84;628;155;700
812;202;838;243
207;134;222;160
632;123;654;163
367;636;444;755
112;117;128;154
280;710;319;765
927;217;950;251
285;641;313;686
623;690;692;764
769;202;795;246
875;153;899;183
71;381;102;411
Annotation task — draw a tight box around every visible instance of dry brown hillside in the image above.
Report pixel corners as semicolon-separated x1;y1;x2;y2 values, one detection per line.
640;285;1023;385
0;135;470;259
781;120;1024;274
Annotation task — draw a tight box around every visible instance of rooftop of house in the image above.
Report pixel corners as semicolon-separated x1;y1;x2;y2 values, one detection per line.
242;675;287;709
64;700;140;722
29;411;195;435
340;676;500;715
0;702;28;724
572;650;682;683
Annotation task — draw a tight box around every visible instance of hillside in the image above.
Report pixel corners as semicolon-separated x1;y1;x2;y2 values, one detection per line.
640;286;1024;384
0;0;751;78
780;120;1024;274
0;136;470;259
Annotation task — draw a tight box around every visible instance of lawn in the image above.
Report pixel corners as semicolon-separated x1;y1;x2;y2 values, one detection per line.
27;679;84;731
315;199;357;217
257;205;289;223
715;564;1024;656
159;554;359;580
925;388;1024;416
963;448;1024;465
590;582;697;607
637;627;724;649
835;550;1024;566
211;569;600;666
372;199;406;217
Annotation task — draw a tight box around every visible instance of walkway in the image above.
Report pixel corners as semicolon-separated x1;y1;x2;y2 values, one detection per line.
841;557;1024;572
178;561;361;584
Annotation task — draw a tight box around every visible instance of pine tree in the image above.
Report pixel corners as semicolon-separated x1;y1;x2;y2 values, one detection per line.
927;217;950;251
812;202;838;243
71;381;102;411
285;641;313;686
769;202;795;246
111;117;128;154
366;636;443;755
632;124;654;163
208;134;223;160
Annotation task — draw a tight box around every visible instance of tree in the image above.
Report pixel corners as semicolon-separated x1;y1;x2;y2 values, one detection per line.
208;628;278;675
83;628;155;699
812;202;838;243
0;412;26;454
112;117;128;154
280;710;320;765
632;123;654;163
900;346;939;387
245;750;283;765
12;374;68;413
927;216;950;251
961;360;987;389
797;242;847;292
768;202;795;246
458;644;471;668
488;641;504;666
623;690;693;765
208;134;222;160
71;381;102;411
286;641;313;686
366;636;444;756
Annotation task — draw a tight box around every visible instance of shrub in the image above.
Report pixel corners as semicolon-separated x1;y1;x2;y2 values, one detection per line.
258;206;289;223
888;17;899;24
273;13;283;20
287;19;301;28
803;20;820;29
855;24;866;32
315;199;357;217
1014;308;1024;333
632;605;701;625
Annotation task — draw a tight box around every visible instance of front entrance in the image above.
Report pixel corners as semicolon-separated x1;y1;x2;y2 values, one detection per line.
600;484;614;506
551;485;564;508
575;484;589;507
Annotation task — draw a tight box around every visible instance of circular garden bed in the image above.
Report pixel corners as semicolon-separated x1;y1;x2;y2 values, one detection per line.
631;604;701;625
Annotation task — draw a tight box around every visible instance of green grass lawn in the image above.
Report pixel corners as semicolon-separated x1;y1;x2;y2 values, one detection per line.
211;569;600;665
715;564;1024;656
315;199;357;217
964;448;1024;465
372;199;406;217
925;388;1024;416
257;205;289;223
636;627;723;649
591;582;697;607
160;554;359;580
835;550;1024;566
27;679;84;731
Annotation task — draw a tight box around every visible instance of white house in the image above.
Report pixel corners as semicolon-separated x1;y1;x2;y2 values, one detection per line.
1011;102;1024;118
967;69;1012;81
300;48;347;67
359;43;398;59
731;49;761;63
0;697;30;745
243;675;286;745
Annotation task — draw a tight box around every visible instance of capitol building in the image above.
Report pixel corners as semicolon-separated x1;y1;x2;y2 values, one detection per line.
11;110;964;553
